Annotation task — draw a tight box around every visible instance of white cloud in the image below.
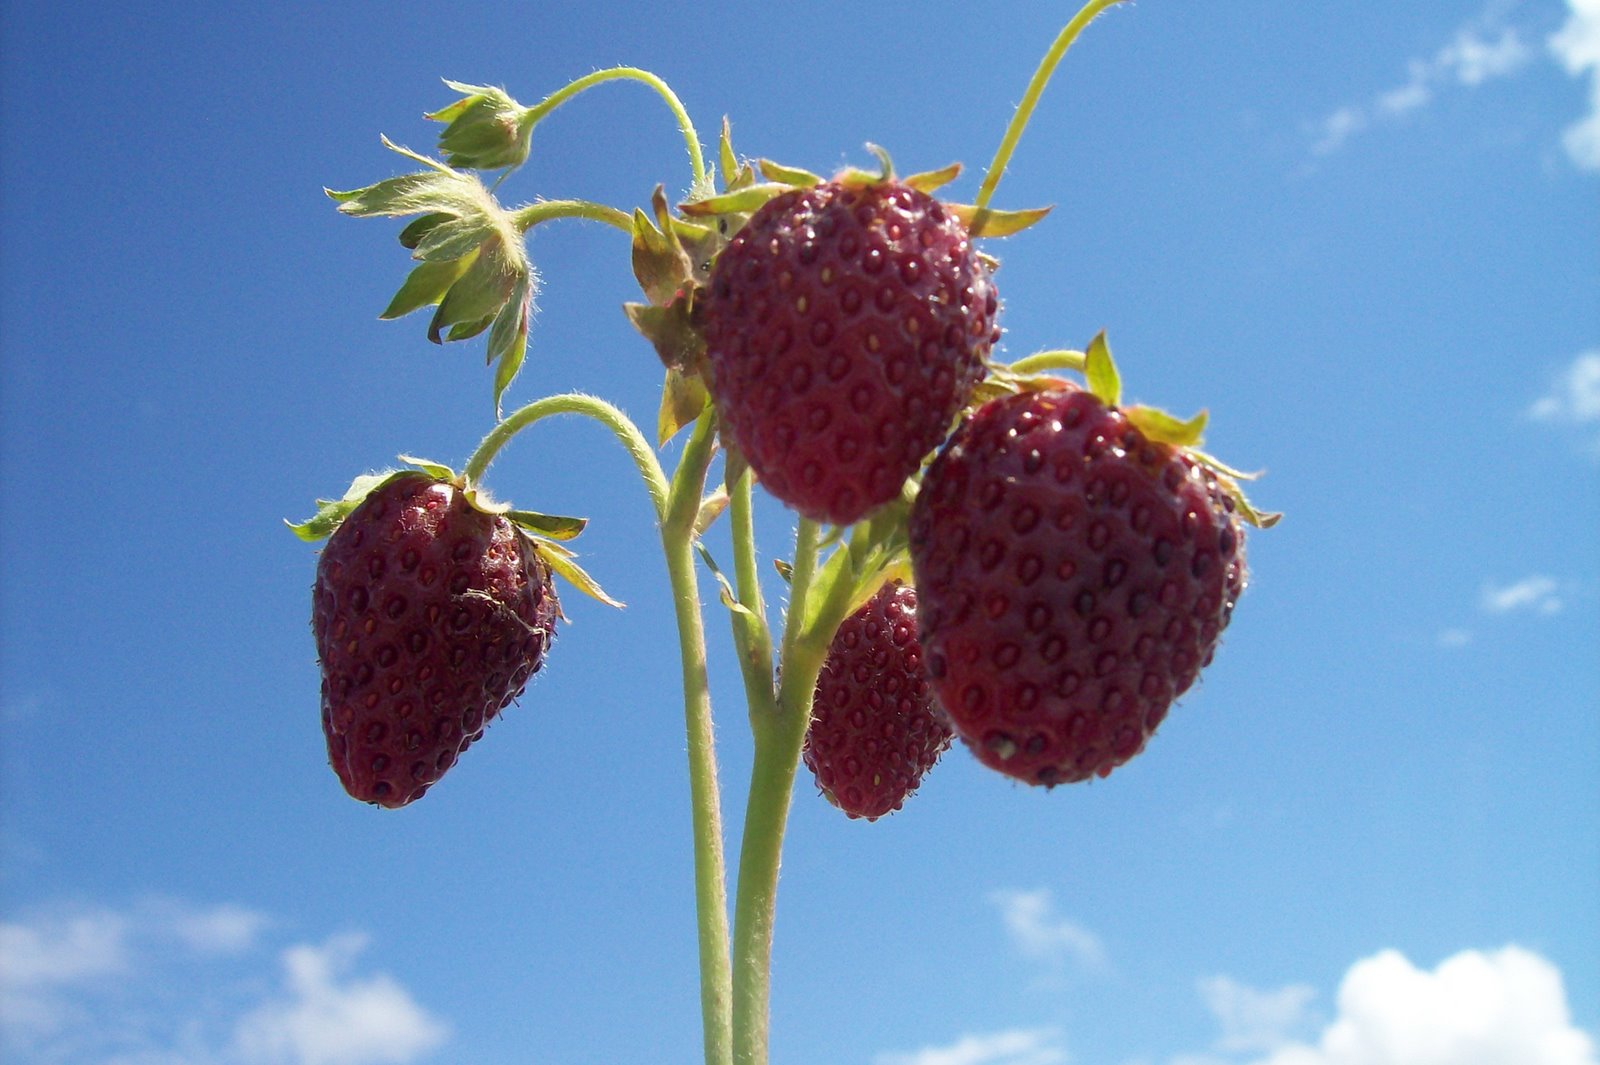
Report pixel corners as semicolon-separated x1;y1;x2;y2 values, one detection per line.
1551;0;1600;169
0;900;447;1065
877;1027;1069;1065
989;889;1106;970
232;934;448;1065
1198;976;1317;1053
1436;628;1474;648
1481;576;1563;615
1239;947;1598;1065
1310;12;1532;157
1530;352;1600;424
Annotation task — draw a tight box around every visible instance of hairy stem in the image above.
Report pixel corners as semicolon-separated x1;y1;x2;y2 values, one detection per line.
975;0;1129;211
463;395;732;1065
525;66;708;192
512;198;634;235
727;466;777;721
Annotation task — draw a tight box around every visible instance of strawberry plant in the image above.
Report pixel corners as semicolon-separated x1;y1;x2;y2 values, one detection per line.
290;2;1278;1062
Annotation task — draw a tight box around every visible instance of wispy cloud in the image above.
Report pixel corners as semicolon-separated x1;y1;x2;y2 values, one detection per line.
1196;975;1317;1054
1436;627;1474;649
1530;351;1600;457
0;898;447;1065
876;1027;1068;1065
1311;14;1532;155
1481;575;1563;615
1551;0;1600;170
989;889;1105;971
1229;946;1598;1065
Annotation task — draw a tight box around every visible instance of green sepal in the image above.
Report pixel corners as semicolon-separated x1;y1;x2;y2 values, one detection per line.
286;457;456;542
1125;405;1208;448
679;183;791;217
693;485;730;539
773;559;793;582
528;537;623;608
756;159;823;188
1189;450;1281;529
398;212;454;249
904;162;963;193
380;256;473;320
504;510;587;540
631;208;688;307
695;543;757;620
426;80;535;172
834;144;895;188
1084;330;1120;407
659;366;710;447
625;291;704;374
718;117;740;188
396;454;457;481
946;203;1054;238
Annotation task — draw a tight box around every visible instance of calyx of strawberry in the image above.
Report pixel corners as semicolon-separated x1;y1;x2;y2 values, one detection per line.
425;80;537;172
327;139;536;414
287;456;621;606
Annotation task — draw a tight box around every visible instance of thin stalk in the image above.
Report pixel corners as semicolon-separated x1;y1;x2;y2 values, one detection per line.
727;467;776;720
974;0;1129;211
525;66;708;191
513;199;634;235
463;394;732;1065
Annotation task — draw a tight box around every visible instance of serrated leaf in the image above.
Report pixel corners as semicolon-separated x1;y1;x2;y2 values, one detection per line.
380;257;474;320
757;159;823;187
679;183;791;217
505;510;587;540
946;203;1053;238
530;539;623;609
1084;330;1120;407
1125;405;1208;448
904;162;962;193
659;366;710;446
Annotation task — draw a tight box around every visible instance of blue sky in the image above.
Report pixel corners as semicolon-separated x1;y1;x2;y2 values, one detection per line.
1;1;1597;1064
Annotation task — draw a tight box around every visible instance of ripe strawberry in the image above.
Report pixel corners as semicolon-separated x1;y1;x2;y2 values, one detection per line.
803;581;953;820
908;375;1254;787
312;471;560;807
700;176;999;525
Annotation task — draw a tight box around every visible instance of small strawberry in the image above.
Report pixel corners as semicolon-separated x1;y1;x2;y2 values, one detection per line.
908;336;1276;786
305;469;561;807
699;169;1000;525
803;581;953;820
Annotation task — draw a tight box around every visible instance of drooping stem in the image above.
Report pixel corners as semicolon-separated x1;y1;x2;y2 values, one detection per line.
463;394;733;1065
525;66;708;192
513;198;634;235
974;0;1129;211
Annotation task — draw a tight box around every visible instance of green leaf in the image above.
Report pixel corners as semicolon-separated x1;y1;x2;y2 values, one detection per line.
505;510;587;540
1084;330;1120;407
904;162;962;193
1125;405;1208;448
756;159;823;187
529;538;623;608
658;366;710;447
380;257;473;320
946;203;1054;237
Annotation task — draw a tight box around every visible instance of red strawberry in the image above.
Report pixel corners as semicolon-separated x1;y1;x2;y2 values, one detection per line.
803;581;953;820
312;471;560;807
908;375;1254;787
700;176;999;525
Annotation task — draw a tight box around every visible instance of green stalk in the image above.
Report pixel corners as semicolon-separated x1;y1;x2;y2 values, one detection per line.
974;0;1129;211
513;199;635;235
726;467;776;721
525;66;708;191
464;395;733;1065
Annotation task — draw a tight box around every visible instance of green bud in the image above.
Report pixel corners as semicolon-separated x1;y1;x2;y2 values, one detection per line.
426;80;535;171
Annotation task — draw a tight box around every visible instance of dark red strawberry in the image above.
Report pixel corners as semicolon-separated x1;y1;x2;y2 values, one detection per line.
803;581;953;820
700;176;999;525
312;471;560;807
908;378;1253;787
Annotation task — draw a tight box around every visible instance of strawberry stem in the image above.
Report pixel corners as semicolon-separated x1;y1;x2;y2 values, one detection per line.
974;0;1128;212
524;67;708;193
512;198;634;234
463;395;734;1065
